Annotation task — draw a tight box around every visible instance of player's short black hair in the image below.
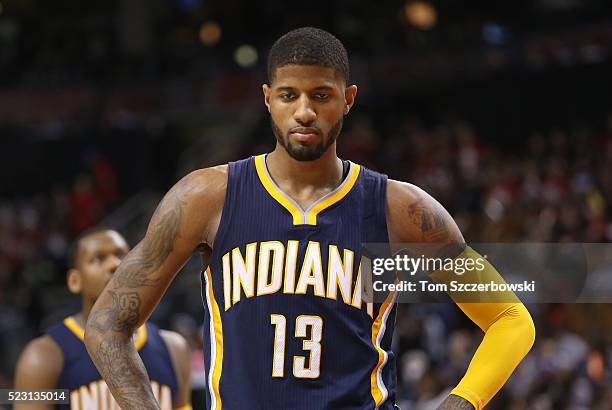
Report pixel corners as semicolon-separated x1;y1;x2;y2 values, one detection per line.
267;27;349;83
67;226;114;269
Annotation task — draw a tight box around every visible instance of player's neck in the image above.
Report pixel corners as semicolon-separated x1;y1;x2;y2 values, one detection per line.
78;299;95;327
71;311;87;328
267;146;343;192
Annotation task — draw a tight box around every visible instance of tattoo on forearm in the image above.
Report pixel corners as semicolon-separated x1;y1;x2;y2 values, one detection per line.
89;291;141;333
86;191;188;410
86;190;191;409
89;335;158;409
115;291;140;325
437;394;475;410
112;193;185;289
88;282;157;408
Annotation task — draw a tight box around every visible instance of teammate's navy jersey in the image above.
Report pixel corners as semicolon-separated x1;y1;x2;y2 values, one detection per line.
202;155;397;410
47;317;178;410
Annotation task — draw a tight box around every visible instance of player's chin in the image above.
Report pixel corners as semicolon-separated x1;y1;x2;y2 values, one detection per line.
286;144;326;161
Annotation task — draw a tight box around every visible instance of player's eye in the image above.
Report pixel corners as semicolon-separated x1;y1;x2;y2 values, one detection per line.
313;93;329;100
115;251;127;260
92;255;104;264
279;93;297;101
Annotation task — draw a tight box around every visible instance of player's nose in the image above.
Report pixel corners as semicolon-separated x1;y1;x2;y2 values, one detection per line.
293;95;316;124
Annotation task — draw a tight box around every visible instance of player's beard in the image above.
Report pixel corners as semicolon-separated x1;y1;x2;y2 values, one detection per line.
272;117;343;161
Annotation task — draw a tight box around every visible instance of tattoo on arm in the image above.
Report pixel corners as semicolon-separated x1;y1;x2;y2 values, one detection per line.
87;291;157;408
112;193;185;289
89;334;157;408
408;199;450;242
437;394;475;410
89;291;141;333
86;191;189;410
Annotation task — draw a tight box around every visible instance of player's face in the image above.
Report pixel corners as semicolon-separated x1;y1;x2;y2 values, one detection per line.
263;65;357;161
72;230;129;301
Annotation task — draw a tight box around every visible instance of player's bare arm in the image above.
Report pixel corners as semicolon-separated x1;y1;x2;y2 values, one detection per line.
13;336;63;410
160;330;193;410
387;179;535;410
387;179;474;409
84;166;227;410
388;178;462;235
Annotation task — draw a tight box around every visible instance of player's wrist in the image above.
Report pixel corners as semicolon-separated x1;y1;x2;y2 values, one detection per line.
437;394;476;409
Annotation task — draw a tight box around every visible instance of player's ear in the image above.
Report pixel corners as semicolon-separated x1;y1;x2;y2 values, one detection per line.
262;84;271;113
67;268;82;294
344;85;358;115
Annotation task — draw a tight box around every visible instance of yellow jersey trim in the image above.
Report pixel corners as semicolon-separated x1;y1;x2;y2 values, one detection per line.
134;324;147;350
254;154;304;224
174;405;193;410
306;163;360;225
204;268;224;410
63;317;147;351
254;154;361;225
370;290;398;408
63;317;85;340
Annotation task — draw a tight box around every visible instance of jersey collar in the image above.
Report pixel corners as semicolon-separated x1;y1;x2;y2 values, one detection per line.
254;154;361;225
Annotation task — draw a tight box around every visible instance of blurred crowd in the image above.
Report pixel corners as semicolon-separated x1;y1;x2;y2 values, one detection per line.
1;110;612;409
0;152;119;385
338;113;612;243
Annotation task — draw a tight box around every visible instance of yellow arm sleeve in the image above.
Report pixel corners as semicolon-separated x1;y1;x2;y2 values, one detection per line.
431;246;536;409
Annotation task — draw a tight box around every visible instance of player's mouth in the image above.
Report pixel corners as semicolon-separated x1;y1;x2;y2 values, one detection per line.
290;127;320;142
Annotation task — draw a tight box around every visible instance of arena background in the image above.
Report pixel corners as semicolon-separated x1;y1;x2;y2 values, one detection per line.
1;0;612;408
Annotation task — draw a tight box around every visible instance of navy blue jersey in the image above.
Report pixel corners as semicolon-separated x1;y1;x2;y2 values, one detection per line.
202;155;397;410
47;317;178;410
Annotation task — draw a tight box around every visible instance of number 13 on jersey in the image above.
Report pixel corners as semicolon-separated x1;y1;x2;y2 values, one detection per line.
270;314;323;379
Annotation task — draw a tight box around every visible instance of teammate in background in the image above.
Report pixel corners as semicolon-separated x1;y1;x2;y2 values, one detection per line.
85;28;535;410
14;228;192;410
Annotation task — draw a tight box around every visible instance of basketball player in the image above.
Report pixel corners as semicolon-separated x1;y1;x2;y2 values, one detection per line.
84;28;535;410
14;228;192;410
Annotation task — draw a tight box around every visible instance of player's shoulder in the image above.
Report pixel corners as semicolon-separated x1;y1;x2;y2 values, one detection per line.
18;335;64;365
189;164;229;180
386;178;464;244
180;164;229;194
158;329;189;353
170;164;229;208
386;178;432;206
15;335;64;384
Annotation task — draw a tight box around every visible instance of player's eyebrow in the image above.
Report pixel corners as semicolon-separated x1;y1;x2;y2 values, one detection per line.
275;85;335;92
275;86;297;93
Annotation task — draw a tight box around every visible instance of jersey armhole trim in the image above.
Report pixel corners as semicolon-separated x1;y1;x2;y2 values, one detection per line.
209;162;234;257
379;174;391;243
